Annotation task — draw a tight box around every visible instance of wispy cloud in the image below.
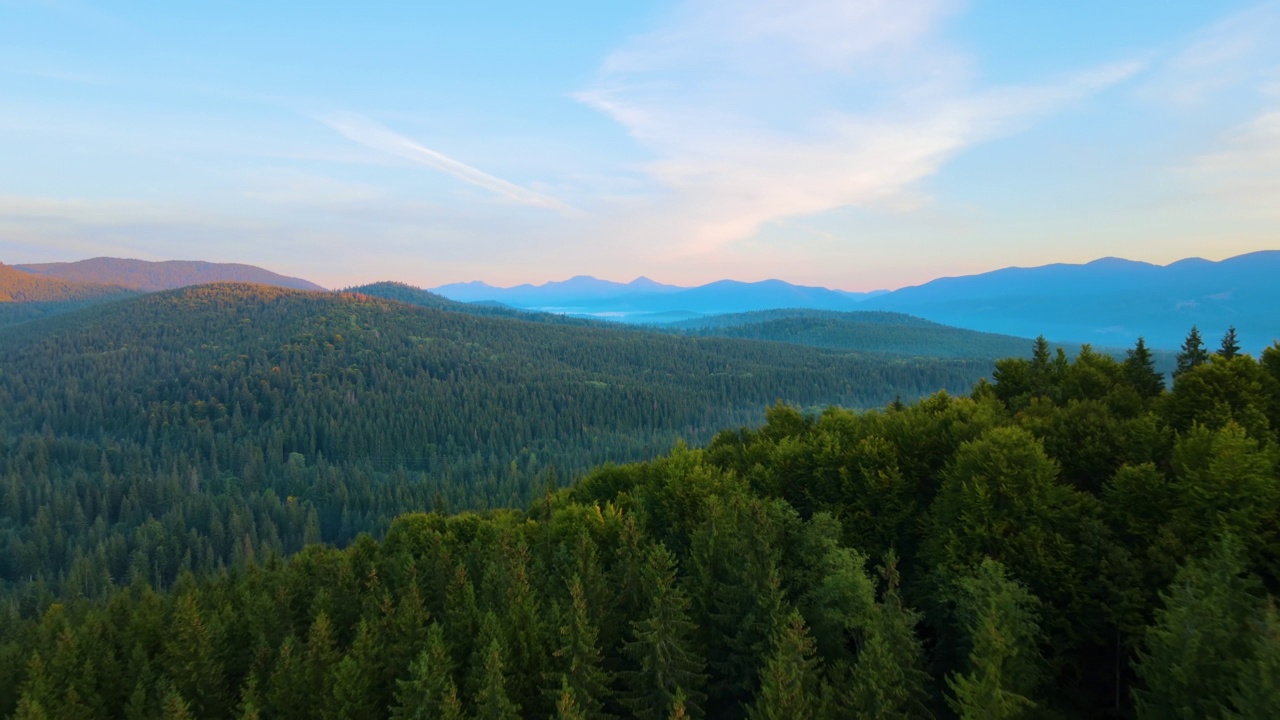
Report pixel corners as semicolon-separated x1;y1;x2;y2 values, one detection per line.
1144;1;1280;106
322;113;579;216
1185;108;1280;217
577;0;1139;254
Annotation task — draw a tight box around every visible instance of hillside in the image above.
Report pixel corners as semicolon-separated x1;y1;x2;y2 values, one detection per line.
347;281;604;326
0;263;137;328
664;308;1034;358
863;251;1280;351
16;257;326;292
0;283;999;599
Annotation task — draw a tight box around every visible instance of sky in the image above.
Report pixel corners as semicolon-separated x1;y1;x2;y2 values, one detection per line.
1;0;1278;291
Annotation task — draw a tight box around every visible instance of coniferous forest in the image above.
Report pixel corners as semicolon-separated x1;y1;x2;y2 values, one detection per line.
1;284;1278;718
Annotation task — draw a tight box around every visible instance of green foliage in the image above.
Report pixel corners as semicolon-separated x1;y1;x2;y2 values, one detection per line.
946;559;1043;720
1133;538;1265;719
746;613;820;720
0;328;1276;720
1176;326;1209;376
0;282;999;601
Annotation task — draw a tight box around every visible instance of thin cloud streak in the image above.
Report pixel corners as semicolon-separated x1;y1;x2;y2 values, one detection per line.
322;113;580;216
577;0;1141;255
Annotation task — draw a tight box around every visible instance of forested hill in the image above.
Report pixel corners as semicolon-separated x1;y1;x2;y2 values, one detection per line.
346;281;604;326
664;308;1036;358
15;257;326;292
1;328;1277;719
0;283;997;601
0;263;137;328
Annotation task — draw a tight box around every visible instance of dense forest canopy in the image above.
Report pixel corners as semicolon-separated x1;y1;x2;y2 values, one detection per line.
0;283;1002;606
0;306;1277;718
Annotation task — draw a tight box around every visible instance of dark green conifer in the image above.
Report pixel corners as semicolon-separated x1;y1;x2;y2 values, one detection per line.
1176;326;1209;376
1220;326;1241;359
392;624;463;720
746;612;821;720
623;545;707;720
1133;537;1260;719
1124;337;1165;398
946;559;1043;720
553;575;613;719
474;639;520;720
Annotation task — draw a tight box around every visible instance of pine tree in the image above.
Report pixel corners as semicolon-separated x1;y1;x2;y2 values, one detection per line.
946;559;1043;720
332;619;383;720
554;676;588;720
1123;337;1165;398
1176;326;1210;376
1230;600;1280;720
623;545;708;720
1133;537;1261;719
303;613;340;713
391;624;463;720
553;575;613;719
474;639;520;720
164;593;226;719
845;556;932;719
1220;326;1241;360
746;612;821;720
160;686;196;720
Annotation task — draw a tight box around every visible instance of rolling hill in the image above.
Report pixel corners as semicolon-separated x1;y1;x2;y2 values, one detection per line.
16;257;326;292
0;263;138;328
665;308;1036;358
0;282;1003;597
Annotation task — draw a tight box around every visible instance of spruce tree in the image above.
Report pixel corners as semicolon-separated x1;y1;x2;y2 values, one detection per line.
554;676;588;720
1231;600;1280;720
474;639;520;720
946;559;1043;720
164;594;226;719
1133;537;1261;719
1123;337;1165;398
553;575;613;719
1220;326;1241;359
391;624;463;720
623;545;708;720
845;555;932;719
1176;326;1209;376
332;620;383;720
746;612;821;720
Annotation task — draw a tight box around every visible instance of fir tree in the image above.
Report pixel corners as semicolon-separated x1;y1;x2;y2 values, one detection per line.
946;559;1043;720
1230;600;1280;720
391;624;463;720
1123;337;1165;398
1176;326;1210;376
1220;326;1242;360
554;676;588;720
845;555;933;719
553;575;613;719
746;612;821;720
474;639;520;720
1133;537;1260;719
623;545;708;720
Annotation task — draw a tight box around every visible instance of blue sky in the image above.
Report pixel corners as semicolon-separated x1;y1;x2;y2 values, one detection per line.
1;0;1278;290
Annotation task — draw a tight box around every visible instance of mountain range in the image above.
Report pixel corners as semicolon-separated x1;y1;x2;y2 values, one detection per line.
6;251;1277;352
433;252;1280;351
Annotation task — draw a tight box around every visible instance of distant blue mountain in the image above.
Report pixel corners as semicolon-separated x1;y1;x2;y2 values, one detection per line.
432;277;885;318
861;251;1280;351
430;251;1280;351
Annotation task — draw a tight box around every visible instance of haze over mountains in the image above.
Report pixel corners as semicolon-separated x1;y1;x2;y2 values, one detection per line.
4;251;1277;353
433;251;1280;351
